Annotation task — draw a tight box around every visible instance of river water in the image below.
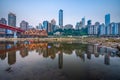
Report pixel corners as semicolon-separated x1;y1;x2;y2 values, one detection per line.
0;41;120;80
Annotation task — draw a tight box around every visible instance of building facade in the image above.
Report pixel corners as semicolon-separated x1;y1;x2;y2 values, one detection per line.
20;20;29;31
82;17;85;28
0;18;7;37
51;19;56;32
43;21;48;33
59;9;63;29
8;13;16;36
105;14;110;26
118;23;120;35
99;23;106;35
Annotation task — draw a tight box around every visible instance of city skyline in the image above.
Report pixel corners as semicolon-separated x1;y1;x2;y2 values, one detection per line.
0;0;120;27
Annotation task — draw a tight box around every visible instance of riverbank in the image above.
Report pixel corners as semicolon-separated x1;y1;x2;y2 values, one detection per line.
0;37;120;50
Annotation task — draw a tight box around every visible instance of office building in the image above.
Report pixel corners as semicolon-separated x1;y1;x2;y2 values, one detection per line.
118;23;120;35
105;14;110;26
111;23;118;35
82;17;85;28
99;23;106;35
43;20;48;32
93;22;100;35
51;19;56;32
59;9;63;29
20;20;29;31
87;20;93;35
0;18;7;37
8;13;16;37
36;23;43;30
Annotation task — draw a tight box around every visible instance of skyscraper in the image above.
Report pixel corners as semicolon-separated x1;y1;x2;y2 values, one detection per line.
51;19;56;32
0;18;7;37
0;18;7;24
93;22;100;35
87;20;93;35
59;9;63;29
75;22;80;30
51;19;56;25
99;23;106;35
118;23;120;35
8;13;16;36
8;13;16;27
105;14;110;26
36;23;43;30
82;17;85;28
20;20;29;31
43;21;48;32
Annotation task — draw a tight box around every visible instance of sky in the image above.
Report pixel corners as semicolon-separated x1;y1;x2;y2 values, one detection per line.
0;0;120;27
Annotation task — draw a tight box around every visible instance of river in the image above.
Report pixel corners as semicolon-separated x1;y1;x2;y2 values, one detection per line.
0;41;120;80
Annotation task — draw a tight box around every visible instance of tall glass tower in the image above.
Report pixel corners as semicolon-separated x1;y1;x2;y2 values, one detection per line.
105;14;110;26
59;9;63;29
8;12;16;37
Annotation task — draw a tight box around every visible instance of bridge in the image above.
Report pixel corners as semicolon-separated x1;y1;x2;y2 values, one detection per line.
0;23;25;33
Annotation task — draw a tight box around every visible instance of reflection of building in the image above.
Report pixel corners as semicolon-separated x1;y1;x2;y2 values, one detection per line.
75;49;85;61
0;53;6;60
93;45;99;57
20;48;28;58
42;46;48;58
86;45;93;59
8;51;16;65
104;54;110;65
58;51;63;69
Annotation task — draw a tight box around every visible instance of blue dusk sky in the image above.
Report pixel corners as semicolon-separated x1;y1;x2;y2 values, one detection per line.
0;0;120;27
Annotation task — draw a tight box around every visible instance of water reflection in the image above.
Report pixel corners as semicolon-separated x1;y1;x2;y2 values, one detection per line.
0;41;119;66
0;41;120;80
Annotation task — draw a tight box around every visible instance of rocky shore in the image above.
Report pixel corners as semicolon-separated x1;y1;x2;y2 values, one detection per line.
0;37;120;50
82;37;120;51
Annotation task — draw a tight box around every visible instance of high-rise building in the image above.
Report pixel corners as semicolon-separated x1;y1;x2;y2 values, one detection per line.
8;13;16;35
99;23;106;35
82;17;85;28
0;18;7;24
93;22;100;35
111;23;118;35
43;21;48;32
51;19;56;32
105;14;110;26
87;20;91;25
87;20;93;35
51;19;56;25
0;18;7;37
48;23;52;33
8;13;16;27
75;22;80;30
36;23;43;30
59;9;63;29
20;20;29;31
118;23;120;35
